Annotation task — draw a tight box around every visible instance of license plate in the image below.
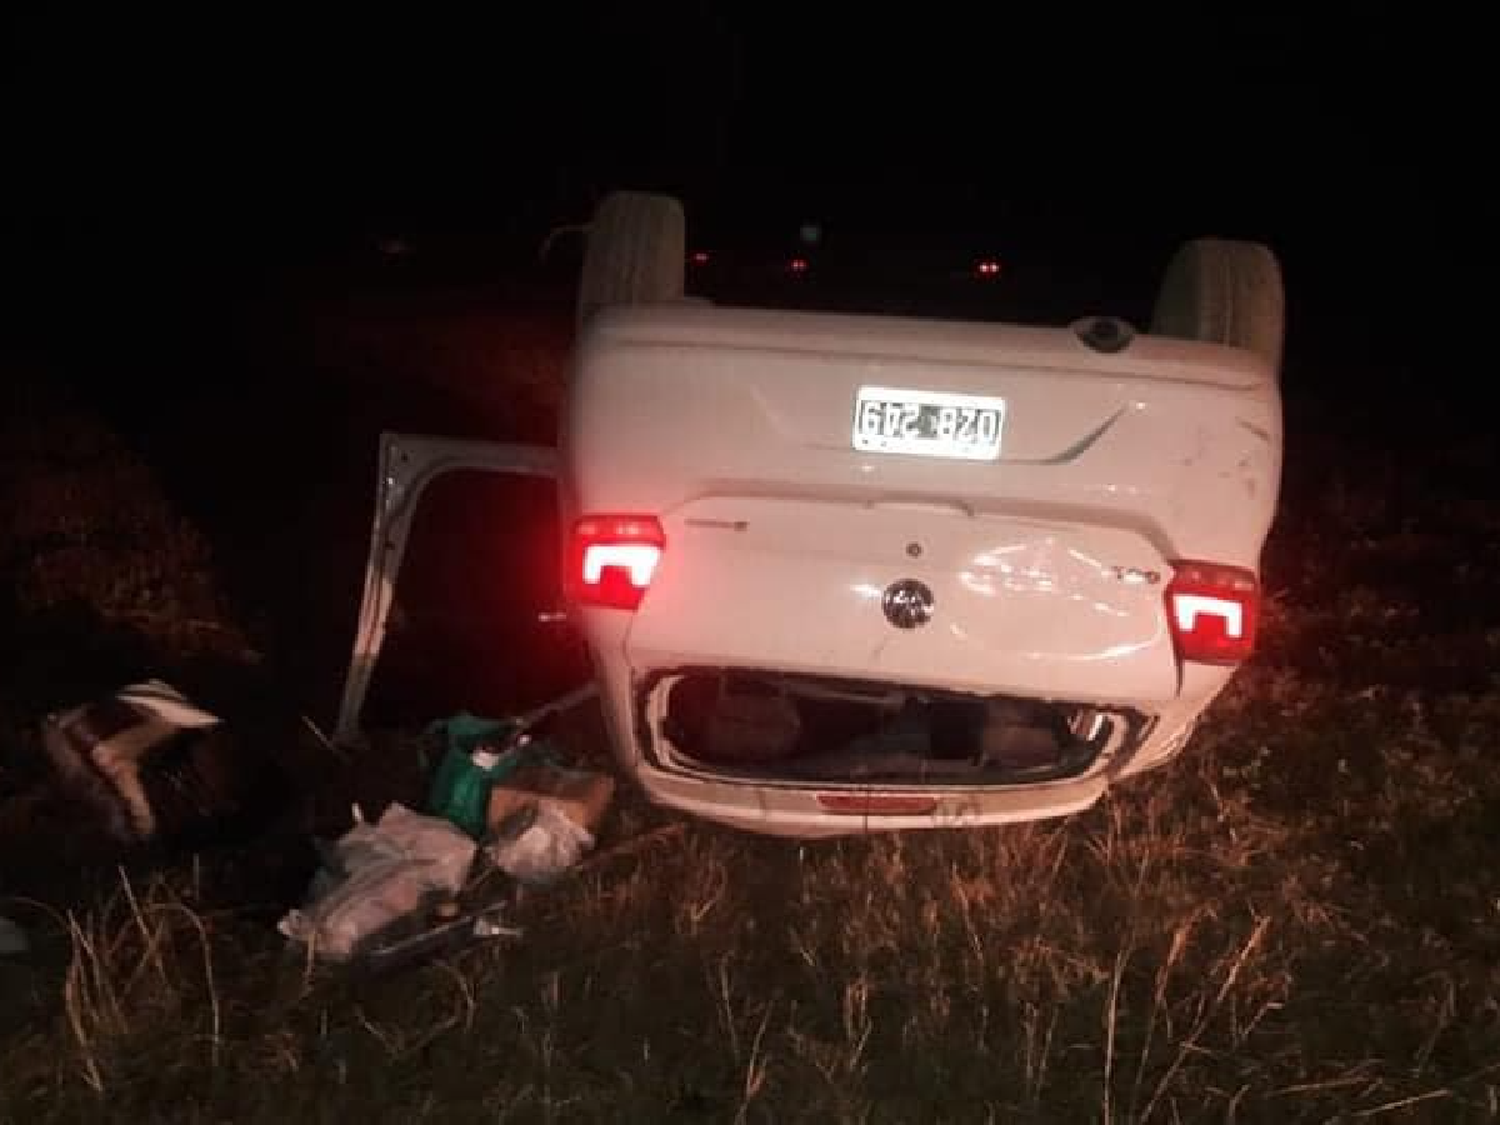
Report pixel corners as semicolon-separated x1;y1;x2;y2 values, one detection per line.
851;385;1006;461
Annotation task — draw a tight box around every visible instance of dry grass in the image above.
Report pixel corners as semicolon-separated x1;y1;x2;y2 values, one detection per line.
4;355;1500;1121
10;691;1500;1122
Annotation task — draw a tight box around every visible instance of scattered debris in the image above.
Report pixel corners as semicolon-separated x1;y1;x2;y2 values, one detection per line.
0;916;27;956
358;902;523;976
427;686;604;839
426;711;528;836
280;687;615;960
429;711;516;759
278;802;476;962
485;756;615;884
487;757;615;840
39;679;234;843
488;803;596;885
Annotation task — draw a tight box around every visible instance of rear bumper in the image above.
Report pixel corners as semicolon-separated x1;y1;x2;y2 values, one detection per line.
588;647;1231;837
633;761;1110;838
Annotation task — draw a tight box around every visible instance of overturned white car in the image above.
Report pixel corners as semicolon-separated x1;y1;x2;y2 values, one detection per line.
342;192;1284;837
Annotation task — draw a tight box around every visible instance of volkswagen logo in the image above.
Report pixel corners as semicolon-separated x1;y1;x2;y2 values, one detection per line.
882;579;935;630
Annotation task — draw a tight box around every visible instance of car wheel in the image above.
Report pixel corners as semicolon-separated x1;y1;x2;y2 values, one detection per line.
577;191;685;327
1151;238;1285;371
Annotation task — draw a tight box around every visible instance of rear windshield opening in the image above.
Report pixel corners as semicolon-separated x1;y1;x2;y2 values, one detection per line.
652;671;1143;786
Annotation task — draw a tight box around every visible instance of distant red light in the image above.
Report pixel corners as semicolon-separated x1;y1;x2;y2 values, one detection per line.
789;256;809;274
975;259;1002;278
690;250;711;266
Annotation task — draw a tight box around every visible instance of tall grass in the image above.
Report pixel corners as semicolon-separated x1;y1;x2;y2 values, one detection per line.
6;335;1500;1121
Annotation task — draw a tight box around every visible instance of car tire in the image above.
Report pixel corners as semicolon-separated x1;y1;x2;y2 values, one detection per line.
577;191;685;327
1151;238;1285;371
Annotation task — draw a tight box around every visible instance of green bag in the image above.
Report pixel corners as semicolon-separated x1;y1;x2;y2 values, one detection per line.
426;712;525;839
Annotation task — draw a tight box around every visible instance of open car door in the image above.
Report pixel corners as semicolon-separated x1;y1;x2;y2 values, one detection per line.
335;432;559;744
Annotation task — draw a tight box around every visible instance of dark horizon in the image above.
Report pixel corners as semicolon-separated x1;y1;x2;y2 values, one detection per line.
3;8;1480;392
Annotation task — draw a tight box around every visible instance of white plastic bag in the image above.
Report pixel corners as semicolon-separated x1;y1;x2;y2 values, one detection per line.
487;803;595;885
364;803;477;893
279;803;476;961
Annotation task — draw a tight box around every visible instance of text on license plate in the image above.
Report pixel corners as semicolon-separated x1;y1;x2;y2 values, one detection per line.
851;385;1007;460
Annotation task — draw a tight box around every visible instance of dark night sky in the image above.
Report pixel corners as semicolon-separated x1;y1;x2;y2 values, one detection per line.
3;6;1485;377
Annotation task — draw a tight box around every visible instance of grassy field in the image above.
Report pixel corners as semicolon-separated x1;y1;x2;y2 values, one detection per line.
2;322;1499;1122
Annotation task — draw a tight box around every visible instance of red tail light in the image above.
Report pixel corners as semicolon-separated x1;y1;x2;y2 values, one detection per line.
567;515;664;611
1165;560;1259;664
